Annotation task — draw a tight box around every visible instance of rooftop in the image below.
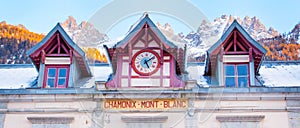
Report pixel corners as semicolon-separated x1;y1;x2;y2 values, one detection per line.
0;62;299;89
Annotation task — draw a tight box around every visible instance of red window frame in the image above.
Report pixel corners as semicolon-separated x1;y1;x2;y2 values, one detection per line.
43;65;70;88
224;63;250;88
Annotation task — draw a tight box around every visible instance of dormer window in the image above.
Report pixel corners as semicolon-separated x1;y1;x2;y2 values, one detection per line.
27;23;92;89
205;20;266;87
224;63;249;87
105;14;185;89
44;66;69;88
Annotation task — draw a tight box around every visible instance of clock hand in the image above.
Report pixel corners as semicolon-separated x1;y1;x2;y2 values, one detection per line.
144;59;150;68
145;56;155;63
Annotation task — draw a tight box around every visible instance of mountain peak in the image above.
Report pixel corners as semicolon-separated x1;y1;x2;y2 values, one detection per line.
61;15;78;30
60;16;109;47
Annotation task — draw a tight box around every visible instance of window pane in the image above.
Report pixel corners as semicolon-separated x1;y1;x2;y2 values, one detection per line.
58;68;67;77
48;68;56;77
47;78;55;88
225;65;235;76
238;77;248;87
237;64;248;76
225;77;236;87
58;78;66;86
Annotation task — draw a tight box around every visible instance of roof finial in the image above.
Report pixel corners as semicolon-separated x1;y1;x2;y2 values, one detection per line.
144;12;149;17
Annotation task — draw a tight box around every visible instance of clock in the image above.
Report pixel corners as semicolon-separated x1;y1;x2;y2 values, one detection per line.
131;49;161;76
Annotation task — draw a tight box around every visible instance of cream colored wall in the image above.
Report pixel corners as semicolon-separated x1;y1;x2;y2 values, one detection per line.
4;113;94;128
194;99;289;128
104;112;186;128
4;97;97;128
0;93;295;128
196;112;288;128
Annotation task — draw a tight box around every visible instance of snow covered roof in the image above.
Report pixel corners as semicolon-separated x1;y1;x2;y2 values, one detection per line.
0;62;299;89
0;64;112;89
188;62;300;87
259;63;300;87
0;65;37;89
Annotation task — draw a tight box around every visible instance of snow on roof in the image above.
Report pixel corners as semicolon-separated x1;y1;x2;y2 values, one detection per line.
186;64;208;86
0;63;299;89
187;62;300;87
91;65;113;82
0;66;37;89
0;65;112;89
259;64;300;87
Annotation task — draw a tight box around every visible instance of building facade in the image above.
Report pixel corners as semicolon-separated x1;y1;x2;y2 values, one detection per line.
0;14;300;128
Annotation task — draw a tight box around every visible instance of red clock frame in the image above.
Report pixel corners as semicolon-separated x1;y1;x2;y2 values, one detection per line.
131;49;161;76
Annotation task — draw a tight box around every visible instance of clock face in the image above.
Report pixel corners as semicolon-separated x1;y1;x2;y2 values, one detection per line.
132;49;161;76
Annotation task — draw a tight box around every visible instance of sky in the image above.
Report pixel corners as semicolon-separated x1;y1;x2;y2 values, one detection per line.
0;0;299;39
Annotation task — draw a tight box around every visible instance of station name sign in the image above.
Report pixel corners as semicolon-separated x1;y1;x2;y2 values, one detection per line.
103;99;187;110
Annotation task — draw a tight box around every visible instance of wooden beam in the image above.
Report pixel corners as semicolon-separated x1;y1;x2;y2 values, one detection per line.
249;48;253;61
220;47;224;62
41;50;46;64
70;50;73;64
234;31;237;52
236;41;247;51
145;23;148;47
225;41;234;52
57;33;61;54
48;45;58;54
61;43;69;54
224;51;249;55
42;32;57;52
45;54;69;57
236;31;252;48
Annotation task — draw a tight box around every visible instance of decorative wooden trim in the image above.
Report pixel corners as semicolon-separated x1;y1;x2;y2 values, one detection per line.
27;117;74;124
145;23;149;47
69;50;73;64
121;116;168;123
45;57;71;65
249;48;253;62
48;45;58;54
223;55;250;63
236;41;247;51
234;31;237;51
224;52;249;55
129;76;170;79
220;47;224;62
216;115;265;122
41;50;46;64
46;54;70;57
57;33;61;54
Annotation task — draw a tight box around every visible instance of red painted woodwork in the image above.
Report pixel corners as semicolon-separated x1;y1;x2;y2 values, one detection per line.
206;28;265;76
106;22;185;88
29;31;74;70
43;65;70;88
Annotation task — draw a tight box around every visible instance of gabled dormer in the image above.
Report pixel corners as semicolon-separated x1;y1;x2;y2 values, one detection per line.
27;23;91;88
205;20;266;87
105;13;186;89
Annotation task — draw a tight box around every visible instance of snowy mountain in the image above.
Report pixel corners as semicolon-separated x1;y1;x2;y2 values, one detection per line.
286;23;300;43
156;22;183;42
158;15;281;61
60;15;290;62
60;16;109;47
197;15;280;48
